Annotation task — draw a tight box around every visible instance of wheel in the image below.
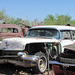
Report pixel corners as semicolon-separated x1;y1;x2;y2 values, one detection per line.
33;52;47;74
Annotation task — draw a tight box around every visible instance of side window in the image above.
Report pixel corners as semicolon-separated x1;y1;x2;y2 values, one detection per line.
61;31;71;40
13;28;18;33
72;31;75;39
0;28;18;33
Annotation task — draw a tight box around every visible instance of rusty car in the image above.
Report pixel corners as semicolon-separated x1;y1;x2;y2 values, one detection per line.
0;24;28;41
0;25;75;74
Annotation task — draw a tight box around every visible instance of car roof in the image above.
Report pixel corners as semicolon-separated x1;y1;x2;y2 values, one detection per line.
0;24;21;30
30;25;75;30
0;24;21;28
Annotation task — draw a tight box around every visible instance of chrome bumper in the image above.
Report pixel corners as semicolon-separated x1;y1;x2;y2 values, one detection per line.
17;52;39;62
0;59;36;67
0;52;39;67
49;61;75;67
18;52;75;67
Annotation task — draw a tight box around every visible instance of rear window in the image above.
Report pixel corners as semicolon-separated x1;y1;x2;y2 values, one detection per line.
0;28;18;33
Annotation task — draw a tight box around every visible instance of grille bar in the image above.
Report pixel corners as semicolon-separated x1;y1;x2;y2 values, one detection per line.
60;58;75;64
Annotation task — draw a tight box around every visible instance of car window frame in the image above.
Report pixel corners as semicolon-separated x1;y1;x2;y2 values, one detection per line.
60;30;72;40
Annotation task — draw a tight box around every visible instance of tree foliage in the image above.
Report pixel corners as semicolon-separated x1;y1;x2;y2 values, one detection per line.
31;19;42;25
44;14;72;25
44;15;55;25
0;8;75;26
0;8;7;20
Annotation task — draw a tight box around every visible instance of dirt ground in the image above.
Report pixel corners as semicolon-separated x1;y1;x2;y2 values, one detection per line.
0;63;55;75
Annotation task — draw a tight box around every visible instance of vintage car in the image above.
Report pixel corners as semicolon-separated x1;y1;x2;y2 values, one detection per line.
0;24;28;41
0;25;75;74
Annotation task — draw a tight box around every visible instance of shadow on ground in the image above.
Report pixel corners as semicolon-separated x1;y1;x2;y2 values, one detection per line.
0;63;34;75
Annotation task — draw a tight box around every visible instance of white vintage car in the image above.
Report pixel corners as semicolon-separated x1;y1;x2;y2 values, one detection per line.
0;25;75;73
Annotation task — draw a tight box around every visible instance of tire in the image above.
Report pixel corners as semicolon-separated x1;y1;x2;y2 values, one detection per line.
33;52;47;74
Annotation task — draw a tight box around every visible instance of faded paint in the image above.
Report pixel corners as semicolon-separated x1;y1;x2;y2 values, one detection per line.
31;25;75;30
0;24;28;40
0;37;59;50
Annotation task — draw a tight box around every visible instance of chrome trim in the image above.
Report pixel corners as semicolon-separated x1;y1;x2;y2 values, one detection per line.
49;61;75;67
21;55;39;62
17;52;39;62
17;52;26;56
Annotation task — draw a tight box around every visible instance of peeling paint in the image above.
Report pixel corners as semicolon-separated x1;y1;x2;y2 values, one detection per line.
0;37;59;50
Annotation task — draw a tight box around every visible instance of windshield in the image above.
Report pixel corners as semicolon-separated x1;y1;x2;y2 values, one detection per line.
27;29;60;39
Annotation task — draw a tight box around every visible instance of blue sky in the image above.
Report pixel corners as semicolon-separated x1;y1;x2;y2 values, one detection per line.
0;0;75;21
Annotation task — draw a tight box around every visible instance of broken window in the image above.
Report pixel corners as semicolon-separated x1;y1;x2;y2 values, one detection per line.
27;29;60;39
0;28;18;33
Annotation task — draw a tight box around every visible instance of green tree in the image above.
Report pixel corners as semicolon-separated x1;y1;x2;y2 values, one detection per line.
69;20;75;26
44;15;55;25
1;8;75;26
44;14;71;25
0;8;7;21
56;14;71;25
24;20;30;26
31;19;42;26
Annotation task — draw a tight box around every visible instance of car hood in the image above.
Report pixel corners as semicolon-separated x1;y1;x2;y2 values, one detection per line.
0;37;59;50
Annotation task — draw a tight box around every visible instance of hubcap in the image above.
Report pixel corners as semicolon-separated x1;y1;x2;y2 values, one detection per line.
38;57;46;72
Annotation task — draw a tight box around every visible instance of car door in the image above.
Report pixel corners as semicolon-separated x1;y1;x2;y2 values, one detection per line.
60;30;74;52
0;27;22;40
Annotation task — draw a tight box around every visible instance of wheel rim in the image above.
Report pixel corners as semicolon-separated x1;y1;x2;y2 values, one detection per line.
38;57;47;72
